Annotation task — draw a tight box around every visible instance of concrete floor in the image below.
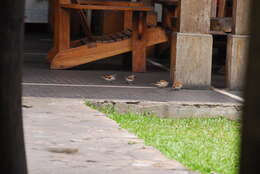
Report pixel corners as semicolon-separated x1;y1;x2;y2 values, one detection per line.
23;33;241;104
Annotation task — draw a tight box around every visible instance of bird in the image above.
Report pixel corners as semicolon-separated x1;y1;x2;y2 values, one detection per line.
153;80;169;88
172;81;183;90
125;75;136;84
102;74;116;83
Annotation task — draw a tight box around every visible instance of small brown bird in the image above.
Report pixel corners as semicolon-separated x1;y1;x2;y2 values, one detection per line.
102;74;116;83
154;80;169;88
172;81;183;90
125;75;136;84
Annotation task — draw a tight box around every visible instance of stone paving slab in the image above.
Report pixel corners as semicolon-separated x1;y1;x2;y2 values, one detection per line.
23;97;197;174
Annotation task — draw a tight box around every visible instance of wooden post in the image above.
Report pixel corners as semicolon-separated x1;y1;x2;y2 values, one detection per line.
240;1;260;173
48;0;71;63
132;12;148;72
218;0;226;17
55;0;71;51
0;0;28;174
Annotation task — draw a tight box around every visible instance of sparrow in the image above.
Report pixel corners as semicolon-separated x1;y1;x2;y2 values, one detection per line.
172;81;183;90
154;80;169;88
125;75;136;84
102;74;116;83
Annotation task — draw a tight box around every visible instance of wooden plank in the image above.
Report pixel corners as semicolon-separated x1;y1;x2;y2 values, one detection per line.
61;4;153;11
50;27;167;69
233;0;252;35
178;0;211;33
226;34;250;90
132;12;148;72
170;33;213;89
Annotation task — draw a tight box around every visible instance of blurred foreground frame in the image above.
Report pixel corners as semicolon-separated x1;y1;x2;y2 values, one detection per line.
0;0;260;173
0;0;28;174
240;0;260;174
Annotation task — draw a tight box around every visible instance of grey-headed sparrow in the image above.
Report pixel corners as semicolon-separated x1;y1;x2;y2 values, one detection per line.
125;75;136;84
102;74;116;83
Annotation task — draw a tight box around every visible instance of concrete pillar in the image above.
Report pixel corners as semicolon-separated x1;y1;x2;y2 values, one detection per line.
169;0;213;89
225;0;252;90
226;34;250;90
171;33;213;89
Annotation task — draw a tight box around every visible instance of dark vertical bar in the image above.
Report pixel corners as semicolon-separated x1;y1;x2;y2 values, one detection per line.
240;0;260;174
0;0;27;174
132;12;147;73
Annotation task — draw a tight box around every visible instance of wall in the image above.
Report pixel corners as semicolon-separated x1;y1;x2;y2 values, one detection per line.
25;0;48;23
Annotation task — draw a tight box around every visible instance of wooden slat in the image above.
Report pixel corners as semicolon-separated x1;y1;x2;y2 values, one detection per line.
61;4;153;11
115;31;129;40
50;27;167;69
72;0;93;39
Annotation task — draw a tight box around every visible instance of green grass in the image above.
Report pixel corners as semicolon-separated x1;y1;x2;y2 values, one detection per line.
86;102;241;174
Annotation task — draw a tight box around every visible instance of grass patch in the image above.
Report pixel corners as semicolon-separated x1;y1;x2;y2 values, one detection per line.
86;102;241;174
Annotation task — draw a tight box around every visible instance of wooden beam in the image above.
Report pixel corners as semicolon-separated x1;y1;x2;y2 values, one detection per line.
0;0;28;173
51;27;167;69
